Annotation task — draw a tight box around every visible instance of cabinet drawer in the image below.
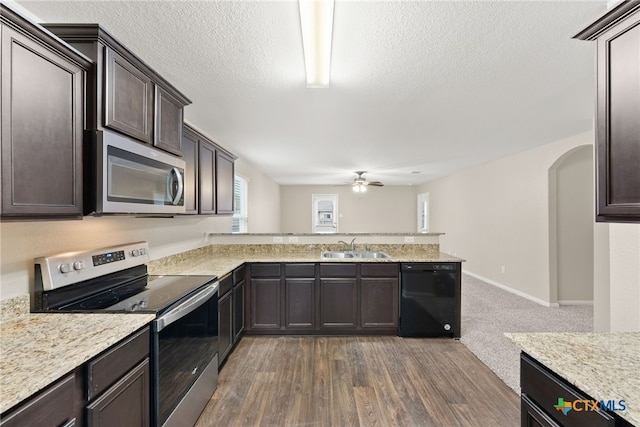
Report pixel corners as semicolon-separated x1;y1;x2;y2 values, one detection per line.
521;393;561;427
360;263;398;277
319;263;356;277
87;328;150;400
285;263;316;278
219;273;233;296
520;353;614;427
0;373;76;427
233;265;246;283
250;263;281;278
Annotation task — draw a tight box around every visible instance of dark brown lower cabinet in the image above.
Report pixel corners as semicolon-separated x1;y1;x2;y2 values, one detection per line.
0;327;151;427
320;278;358;328
232;279;245;342
285;278;316;329
0;373;77;427
360;278;399;328
520;353;631;427
218;289;232;364
86;359;150;427
246;262;399;335
250;277;281;329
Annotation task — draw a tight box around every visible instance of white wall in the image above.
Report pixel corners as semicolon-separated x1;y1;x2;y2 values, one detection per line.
279;185;416;233
0;159;280;301
553;146;594;303
417;131;593;305
234;157;281;233
609;223;640;332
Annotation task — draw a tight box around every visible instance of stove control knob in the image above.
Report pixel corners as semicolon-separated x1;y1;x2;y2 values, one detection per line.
73;261;85;271
139;248;147;255
131;249;140;257
59;263;71;273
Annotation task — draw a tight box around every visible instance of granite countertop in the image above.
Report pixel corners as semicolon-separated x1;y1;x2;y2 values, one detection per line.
147;244;465;278
506;332;640;426
0;307;155;414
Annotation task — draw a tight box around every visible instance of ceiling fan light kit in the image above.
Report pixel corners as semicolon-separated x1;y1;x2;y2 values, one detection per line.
351;171;383;192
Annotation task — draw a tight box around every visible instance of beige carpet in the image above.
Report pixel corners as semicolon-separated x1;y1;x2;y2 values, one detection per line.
459;273;593;393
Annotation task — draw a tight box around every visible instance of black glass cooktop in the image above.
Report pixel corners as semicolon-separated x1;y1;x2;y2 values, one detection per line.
56;275;217;313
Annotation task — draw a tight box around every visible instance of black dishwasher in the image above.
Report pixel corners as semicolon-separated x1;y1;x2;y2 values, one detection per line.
399;263;461;338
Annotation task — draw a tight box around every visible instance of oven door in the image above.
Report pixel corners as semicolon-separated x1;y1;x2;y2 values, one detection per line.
152;282;219;427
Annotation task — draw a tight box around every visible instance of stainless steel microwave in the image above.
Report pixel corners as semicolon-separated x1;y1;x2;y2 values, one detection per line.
87;130;186;215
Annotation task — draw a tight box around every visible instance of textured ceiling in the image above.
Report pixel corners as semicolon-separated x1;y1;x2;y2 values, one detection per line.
16;0;606;186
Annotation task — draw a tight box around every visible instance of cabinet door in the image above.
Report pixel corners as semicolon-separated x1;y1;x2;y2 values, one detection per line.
104;48;153;144
594;7;640;222
360;278;398;328
215;150;235;214
285;278;316;329
218;290;233;364
521;394;560;427
86;359;150;427
154;86;183;156
233;281;245;342
250;278;281;329
1;25;83;217
198;139;216;214
181;128;198;214
320;279;357;328
0;373;76;427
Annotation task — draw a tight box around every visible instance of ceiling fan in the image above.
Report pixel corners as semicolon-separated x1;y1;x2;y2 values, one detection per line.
351;171;384;192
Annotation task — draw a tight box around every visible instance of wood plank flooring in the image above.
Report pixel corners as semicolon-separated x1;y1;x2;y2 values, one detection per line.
196;336;520;427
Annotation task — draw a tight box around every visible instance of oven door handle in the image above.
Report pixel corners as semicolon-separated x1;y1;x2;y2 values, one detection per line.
155;281;218;332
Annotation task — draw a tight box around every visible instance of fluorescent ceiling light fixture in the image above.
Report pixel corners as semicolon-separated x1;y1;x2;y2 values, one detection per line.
299;0;334;88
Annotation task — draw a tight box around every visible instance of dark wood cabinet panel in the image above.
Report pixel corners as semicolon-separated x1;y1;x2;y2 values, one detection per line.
218;289;233;364
215;150;235;215
285;278;316;329
250;278;281;329
87;328;150;400
319;263;357;278
361;263;399;278
233;279;245;342
181;128;198;214
104;48;153;144
1;8;89;218
154;86;183;155
198;139;216;214
250;263;281;278
320;279;358;328
86;359;150;427
574;1;640;222
285;263;316;277
43;24;191;155
520;353;616;427
360;278;398;328
521;394;561;427
0;373;76;427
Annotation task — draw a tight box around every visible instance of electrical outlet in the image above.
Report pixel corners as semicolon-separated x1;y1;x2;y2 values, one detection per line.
501;266;506;274
273;236;284;243
404;236;415;243
288;236;299;243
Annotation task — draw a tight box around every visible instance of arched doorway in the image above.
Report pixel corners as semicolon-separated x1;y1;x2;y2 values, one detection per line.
549;145;594;305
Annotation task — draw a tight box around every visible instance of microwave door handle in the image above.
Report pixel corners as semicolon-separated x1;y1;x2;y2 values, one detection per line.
166;167;184;205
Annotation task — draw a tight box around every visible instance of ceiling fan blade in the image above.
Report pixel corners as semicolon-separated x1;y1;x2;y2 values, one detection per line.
368;181;384;186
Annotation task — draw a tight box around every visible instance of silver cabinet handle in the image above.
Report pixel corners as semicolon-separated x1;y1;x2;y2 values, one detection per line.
166;167;184;205
60;418;76;427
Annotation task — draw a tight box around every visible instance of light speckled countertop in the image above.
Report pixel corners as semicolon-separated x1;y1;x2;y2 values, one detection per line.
147;243;464;277
0;297;155;414
506;332;640;426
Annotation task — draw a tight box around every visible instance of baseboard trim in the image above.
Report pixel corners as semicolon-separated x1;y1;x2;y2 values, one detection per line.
558;300;594;306
463;270;560;308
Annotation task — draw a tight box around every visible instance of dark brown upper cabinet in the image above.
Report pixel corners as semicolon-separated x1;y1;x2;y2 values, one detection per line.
43;24;191;156
182;123;236;215
1;5;91;219
574;1;640;223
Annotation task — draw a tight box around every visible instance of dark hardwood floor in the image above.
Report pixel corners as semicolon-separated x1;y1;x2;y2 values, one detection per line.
196;336;520;426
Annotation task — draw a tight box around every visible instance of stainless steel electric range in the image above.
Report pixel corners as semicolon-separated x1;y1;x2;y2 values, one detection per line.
33;242;219;427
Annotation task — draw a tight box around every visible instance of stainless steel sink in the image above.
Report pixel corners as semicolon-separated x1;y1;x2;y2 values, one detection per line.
321;250;391;259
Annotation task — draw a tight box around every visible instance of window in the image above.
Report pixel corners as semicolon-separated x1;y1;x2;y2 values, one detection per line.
417;192;429;233
312;194;338;233
232;175;248;233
